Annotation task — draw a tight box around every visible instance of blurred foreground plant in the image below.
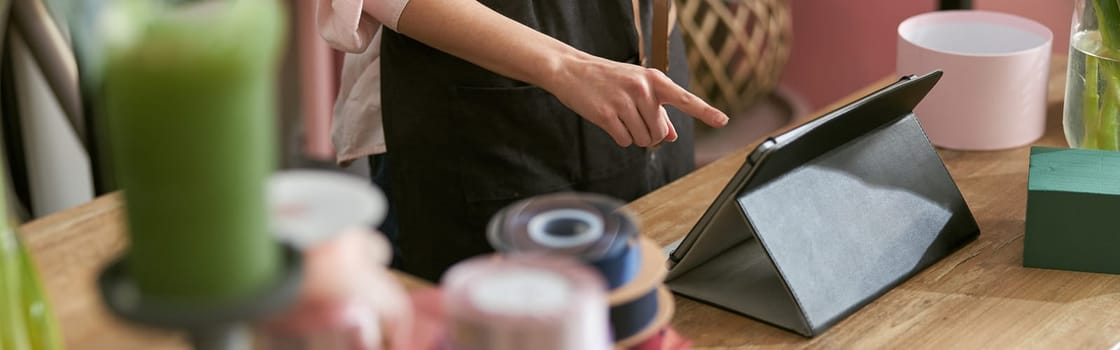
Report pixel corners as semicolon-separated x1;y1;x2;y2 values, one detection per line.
0;191;63;350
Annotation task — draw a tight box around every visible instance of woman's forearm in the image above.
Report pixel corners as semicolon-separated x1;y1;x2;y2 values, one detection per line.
393;0;580;90
389;0;727;147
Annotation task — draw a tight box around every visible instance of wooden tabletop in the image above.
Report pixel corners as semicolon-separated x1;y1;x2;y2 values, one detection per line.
16;192;431;350
629;56;1120;348
20;56;1119;349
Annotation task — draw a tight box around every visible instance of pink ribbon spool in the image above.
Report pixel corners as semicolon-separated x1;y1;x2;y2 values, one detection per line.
442;255;611;350
261;170;410;349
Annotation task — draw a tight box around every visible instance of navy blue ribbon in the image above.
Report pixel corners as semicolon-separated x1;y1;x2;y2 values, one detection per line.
592;239;641;289
610;287;660;341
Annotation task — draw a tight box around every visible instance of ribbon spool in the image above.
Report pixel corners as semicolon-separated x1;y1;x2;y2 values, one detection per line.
267;170;388;249
486;192;672;343
487;193;640;289
615;286;675;348
261;170;407;348
442;254;611;350
609;237;673;342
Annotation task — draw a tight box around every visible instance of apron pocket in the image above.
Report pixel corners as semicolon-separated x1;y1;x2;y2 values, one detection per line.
453;85;583;203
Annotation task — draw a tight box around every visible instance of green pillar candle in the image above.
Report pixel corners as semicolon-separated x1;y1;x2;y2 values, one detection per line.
104;0;285;302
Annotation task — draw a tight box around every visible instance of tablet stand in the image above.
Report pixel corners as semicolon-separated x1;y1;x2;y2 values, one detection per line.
666;72;980;337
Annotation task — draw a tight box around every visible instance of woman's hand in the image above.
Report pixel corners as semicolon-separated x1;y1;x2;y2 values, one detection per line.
542;53;730;148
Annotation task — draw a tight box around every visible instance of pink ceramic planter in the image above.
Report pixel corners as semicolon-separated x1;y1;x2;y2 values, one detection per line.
897;10;1052;150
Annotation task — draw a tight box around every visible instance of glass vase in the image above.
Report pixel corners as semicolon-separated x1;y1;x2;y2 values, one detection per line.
1064;0;1120;150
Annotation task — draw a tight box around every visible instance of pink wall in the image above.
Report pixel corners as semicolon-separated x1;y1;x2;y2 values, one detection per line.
779;0;1073;111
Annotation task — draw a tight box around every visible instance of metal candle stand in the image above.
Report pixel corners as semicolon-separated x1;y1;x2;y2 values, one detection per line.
97;244;303;350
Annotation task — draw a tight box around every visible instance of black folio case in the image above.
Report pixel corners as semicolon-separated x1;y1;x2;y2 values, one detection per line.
665;71;980;337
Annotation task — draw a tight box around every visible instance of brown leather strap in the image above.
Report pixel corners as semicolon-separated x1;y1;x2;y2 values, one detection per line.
631;0;646;66
651;0;670;72
632;0;673;72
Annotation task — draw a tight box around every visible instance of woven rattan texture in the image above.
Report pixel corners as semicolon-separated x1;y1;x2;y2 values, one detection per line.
677;0;791;113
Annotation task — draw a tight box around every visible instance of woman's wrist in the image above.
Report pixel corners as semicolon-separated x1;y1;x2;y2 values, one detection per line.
533;48;597;96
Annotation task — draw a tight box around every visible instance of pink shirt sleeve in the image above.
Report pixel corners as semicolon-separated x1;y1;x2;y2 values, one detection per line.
316;0;411;53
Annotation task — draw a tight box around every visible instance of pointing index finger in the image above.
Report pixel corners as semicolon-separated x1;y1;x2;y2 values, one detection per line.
651;72;729;127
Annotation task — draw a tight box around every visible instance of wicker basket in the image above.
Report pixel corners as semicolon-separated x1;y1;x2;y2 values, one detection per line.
676;0;791;114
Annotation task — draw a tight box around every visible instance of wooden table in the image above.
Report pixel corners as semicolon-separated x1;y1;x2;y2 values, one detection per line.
20;57;1120;349
629;56;1120;349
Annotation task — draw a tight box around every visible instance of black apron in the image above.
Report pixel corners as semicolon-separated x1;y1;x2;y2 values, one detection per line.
381;0;695;281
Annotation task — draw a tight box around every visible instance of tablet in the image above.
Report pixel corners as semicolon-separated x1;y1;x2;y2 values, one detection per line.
664;70;980;337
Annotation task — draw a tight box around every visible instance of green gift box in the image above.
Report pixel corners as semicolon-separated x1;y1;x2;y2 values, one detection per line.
1024;146;1120;274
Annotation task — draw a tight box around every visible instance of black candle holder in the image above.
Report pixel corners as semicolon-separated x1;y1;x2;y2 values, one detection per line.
98;244;303;350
